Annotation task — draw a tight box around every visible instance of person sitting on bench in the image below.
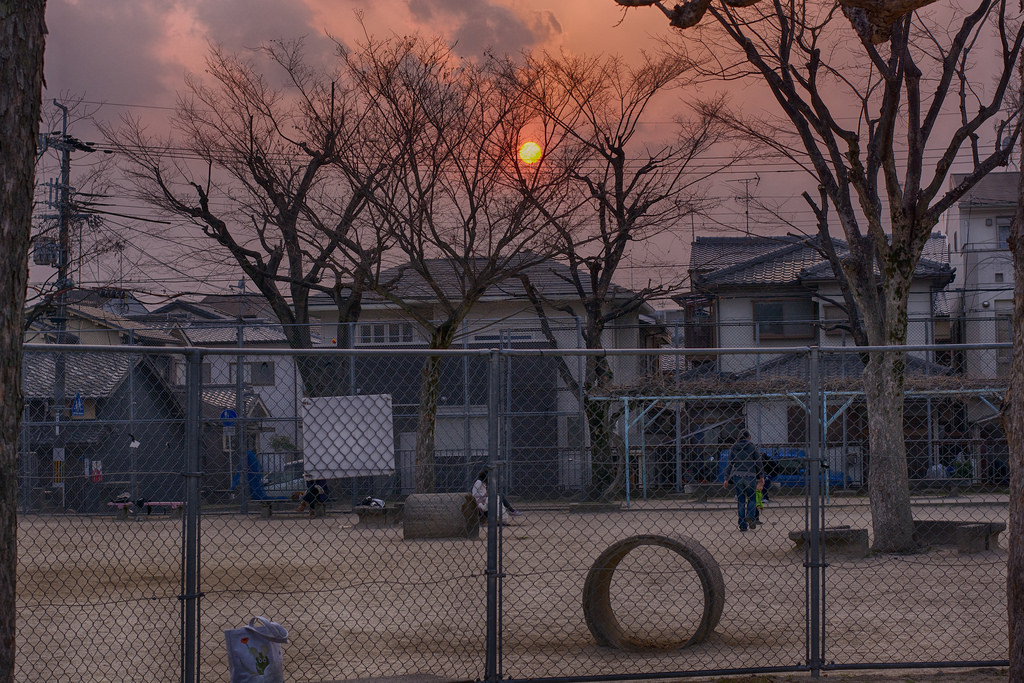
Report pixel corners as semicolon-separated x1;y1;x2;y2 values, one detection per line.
296;475;329;516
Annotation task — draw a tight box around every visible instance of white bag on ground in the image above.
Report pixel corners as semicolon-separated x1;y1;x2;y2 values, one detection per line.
224;616;289;683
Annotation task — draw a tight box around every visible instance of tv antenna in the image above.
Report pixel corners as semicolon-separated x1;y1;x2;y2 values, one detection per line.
735;175;760;235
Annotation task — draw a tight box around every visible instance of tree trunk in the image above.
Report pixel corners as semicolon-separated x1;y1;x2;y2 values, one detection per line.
414;323;459;493
583;353;625;501
862;348;916;552
0;3;46;680
1004;122;1024;681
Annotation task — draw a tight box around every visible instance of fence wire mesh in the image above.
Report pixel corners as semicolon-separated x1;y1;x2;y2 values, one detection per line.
15;339;1011;682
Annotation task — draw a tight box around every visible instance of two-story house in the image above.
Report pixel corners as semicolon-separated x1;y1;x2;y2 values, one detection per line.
309;256;663;496
943;171;1016;481
662;233;957;486
946;171;1016;378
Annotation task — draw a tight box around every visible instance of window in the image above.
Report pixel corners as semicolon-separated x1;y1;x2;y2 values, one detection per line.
357;321;416;345
229;361;275;386
753;299;814;340
201;362;211;385
998;216;1012;249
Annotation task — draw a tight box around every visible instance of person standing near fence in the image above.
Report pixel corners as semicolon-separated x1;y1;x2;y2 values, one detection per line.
723;429;764;532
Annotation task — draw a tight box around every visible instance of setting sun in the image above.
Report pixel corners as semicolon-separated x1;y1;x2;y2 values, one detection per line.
518;141;543;165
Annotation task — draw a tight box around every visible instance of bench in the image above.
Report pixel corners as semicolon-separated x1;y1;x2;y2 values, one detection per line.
354;503;404;528
141;501;183;518
259;499;325;519
788;525;869;558
109;501;184;519
913;520;1005;554
108;502;134;519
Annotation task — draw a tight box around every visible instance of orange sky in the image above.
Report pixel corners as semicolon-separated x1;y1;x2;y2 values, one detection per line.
36;1;1019;303
44;1;676;108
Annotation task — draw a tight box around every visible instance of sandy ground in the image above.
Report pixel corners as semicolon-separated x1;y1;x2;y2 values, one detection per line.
16;493;1010;682
681;670;1010;682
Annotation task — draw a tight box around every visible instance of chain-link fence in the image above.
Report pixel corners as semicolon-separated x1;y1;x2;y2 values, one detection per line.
16;341;1011;681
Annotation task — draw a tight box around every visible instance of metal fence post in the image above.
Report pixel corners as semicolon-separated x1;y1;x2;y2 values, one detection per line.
181;349;203;683
485;349;501;683
806;347;824;676
236;324;248;515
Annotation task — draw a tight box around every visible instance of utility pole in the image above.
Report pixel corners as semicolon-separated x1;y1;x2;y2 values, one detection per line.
232;279;249;514
38;101;102;509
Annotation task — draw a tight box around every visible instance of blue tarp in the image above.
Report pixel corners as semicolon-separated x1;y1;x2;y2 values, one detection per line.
230;450;290;501
717;447;844;487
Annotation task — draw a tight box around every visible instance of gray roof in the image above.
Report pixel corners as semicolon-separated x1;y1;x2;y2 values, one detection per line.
201;388;269;418
27;304;183;346
180;322;290;345
729;351;952;383
312;256;641;308
147;301;234;322
689;236;795;277
22;351;135;399
198;293;277;320
689;234;952;290
65;288;150;317
953;171;1018;208
70;305;182;345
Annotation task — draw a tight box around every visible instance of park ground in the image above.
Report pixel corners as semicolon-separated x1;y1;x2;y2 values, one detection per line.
684;668;1008;682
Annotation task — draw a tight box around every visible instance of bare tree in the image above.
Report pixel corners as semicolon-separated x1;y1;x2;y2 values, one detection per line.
342;34;560;492
499;51;727;499
104;40;383;394
0;2;46;679
619;0;1024;552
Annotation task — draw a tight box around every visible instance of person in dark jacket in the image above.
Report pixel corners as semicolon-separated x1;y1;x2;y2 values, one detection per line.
722;429;765;531
296;475;329;517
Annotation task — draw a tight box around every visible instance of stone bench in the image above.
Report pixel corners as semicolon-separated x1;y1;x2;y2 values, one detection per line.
568;502;622;514
354;503;404;528
788;525;869;558
685;483;729;502
912;478;972;496
913;520;1005;554
403;493;479;540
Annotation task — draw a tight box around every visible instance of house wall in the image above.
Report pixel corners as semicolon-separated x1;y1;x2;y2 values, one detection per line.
66;318;122;346
813;285;937;347
747;401;789;446
200;351;303;451
22;363;186;512
948;200;1014;379
713;282;941;374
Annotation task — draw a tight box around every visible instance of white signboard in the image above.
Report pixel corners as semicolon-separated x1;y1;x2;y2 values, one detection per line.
301;394;395;478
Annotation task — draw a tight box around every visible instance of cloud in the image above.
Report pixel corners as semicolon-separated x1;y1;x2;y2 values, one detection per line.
406;0;563;57
191;0;318;51
45;0;174;105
